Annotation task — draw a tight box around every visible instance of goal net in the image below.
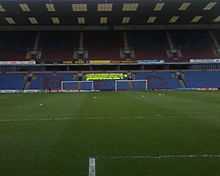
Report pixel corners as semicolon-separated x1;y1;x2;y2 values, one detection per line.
61;81;94;92
115;80;148;91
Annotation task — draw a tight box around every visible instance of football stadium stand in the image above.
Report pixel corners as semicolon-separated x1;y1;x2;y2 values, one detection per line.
1;71;220;91
0;32;35;61
0;31;219;62
0;1;219;92
127;31;168;60
171;31;216;59
85;32;122;60
39;32;78;62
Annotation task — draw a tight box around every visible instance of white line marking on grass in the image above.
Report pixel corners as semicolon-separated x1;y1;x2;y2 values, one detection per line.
88;157;96;176
98;154;220;160
135;116;145;119
0;116;148;123
0;117;74;123
1;113;218;123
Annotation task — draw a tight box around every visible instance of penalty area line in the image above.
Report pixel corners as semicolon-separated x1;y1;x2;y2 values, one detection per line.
0;117;74;123
88;157;96;176
98;154;220;160
0;116;147;123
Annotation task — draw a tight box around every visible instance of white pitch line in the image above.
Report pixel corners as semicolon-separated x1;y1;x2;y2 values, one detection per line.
98;154;220;159
0;116;148;123
88;157;96;176
0;113;218;123
0;117;74;123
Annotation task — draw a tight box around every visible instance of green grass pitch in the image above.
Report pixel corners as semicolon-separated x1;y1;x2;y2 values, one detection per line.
0;91;220;176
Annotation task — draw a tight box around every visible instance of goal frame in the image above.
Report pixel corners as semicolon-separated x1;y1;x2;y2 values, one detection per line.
115;80;148;92
61;81;94;91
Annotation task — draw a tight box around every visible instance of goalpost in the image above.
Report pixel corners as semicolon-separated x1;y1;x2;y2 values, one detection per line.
61;81;94;92
60;80;147;92
115;80;148;92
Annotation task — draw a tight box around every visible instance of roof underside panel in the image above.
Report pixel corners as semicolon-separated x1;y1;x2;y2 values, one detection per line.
0;0;220;30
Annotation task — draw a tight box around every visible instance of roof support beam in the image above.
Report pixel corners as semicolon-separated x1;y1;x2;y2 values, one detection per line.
0;24;220;31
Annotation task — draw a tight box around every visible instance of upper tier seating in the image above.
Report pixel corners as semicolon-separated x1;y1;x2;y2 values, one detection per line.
85;32;122;60
0;32;35;60
0;31;219;62
171;31;216;60
213;30;220;43
39;32;78;62
127;31;168;60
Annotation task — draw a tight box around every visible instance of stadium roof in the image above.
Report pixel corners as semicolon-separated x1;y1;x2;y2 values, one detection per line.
0;0;220;30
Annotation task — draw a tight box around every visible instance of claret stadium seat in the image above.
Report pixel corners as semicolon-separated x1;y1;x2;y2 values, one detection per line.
127;31;168;60
0;32;35;61
171;31;216;60
39;32;78;62
85;31;122;60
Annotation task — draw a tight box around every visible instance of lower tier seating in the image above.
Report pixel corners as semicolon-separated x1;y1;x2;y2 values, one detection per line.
1;71;220;90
